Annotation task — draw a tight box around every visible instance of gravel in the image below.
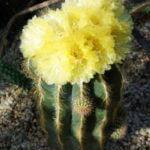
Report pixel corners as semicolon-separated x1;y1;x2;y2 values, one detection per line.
0;83;49;150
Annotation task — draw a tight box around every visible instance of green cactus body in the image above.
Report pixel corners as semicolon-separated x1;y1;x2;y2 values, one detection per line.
34;65;125;150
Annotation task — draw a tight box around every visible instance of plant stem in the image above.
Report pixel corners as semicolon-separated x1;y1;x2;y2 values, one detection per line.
130;1;150;14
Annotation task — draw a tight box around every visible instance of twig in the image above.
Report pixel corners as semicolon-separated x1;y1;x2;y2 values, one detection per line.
0;0;63;57
129;1;150;14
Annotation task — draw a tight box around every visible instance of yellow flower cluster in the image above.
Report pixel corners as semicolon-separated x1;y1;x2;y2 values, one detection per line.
20;0;133;85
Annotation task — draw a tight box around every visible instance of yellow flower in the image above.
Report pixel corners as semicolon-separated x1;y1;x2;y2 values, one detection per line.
20;0;133;85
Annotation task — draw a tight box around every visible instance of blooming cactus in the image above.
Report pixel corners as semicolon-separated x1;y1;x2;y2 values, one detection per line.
20;0;133;150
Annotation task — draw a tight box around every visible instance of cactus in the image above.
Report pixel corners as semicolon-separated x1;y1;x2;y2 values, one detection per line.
19;0;133;149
